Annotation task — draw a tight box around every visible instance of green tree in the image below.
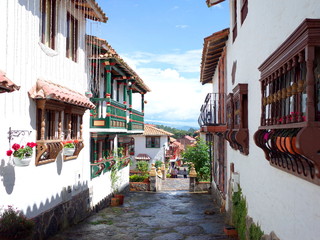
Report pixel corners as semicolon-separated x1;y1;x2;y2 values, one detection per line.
182;137;210;181
136;161;149;173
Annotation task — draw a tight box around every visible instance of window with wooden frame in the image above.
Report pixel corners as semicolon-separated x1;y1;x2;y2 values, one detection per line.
232;0;238;42
35;100;85;165
66;12;78;62
254;19;320;185
146;136;160;148
240;0;248;24
90;135;115;179
225;84;249;155
41;0;56;49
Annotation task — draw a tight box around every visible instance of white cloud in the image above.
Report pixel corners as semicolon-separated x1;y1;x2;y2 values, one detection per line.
123;49;202;73
125;50;212;128
175;24;189;29
170;6;179;11
213;3;223;8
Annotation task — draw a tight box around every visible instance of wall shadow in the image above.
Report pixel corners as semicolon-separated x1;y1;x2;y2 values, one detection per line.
0;159;15;194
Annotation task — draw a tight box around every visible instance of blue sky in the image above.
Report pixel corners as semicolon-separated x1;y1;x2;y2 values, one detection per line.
95;0;229;128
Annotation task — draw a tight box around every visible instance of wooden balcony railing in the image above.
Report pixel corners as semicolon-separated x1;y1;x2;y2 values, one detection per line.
36;139;63;166
90;98;127;129
128;108;144;131
254;19;320;185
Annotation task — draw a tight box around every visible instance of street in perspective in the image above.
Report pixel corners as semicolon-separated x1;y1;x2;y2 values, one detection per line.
1;1;320;240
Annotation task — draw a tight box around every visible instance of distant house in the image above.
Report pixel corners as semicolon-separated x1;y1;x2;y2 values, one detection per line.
177;135;196;149
132;125;173;168
166;137;184;167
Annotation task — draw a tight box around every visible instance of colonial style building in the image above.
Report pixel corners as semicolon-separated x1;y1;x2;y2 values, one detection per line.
87;35;150;188
0;0;149;238
199;1;320;239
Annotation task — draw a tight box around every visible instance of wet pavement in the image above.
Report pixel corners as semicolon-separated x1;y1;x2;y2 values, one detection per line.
49;190;230;240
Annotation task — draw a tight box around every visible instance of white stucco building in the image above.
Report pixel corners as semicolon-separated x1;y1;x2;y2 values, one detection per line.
199;1;320;239
0;1;150;238
131;124;173;168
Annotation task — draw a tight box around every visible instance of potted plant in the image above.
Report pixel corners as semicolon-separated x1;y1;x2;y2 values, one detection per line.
0;206;35;240
6;142;37;166
62;140;77;156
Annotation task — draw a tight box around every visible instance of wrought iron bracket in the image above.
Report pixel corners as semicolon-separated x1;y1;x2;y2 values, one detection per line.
8;127;32;145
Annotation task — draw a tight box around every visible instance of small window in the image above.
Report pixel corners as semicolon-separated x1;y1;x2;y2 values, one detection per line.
146;136;160;148
41;0;56;49
66;12;78;62
232;0;238;42
35;101;85;165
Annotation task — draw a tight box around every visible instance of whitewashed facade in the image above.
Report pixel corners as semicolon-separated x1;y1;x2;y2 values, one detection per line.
0;0;135;238
200;1;320;240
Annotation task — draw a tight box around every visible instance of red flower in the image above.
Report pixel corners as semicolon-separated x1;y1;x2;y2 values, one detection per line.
27;142;37;148
6;150;13;156
12;143;20;151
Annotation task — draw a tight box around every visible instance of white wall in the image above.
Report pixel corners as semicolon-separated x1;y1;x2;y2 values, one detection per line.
218;1;320;240
133;135;168;167
0;0;93;218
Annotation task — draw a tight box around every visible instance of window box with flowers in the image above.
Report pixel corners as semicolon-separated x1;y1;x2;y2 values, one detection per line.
62;139;83;161
254;19;320;185
6;142;37;167
63;140;76;156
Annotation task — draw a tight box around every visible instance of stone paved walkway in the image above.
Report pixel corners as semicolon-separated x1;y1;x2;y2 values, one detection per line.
49;191;232;240
161;176;189;191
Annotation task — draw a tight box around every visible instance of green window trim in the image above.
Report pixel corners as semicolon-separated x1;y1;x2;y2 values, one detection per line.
146;136;160;148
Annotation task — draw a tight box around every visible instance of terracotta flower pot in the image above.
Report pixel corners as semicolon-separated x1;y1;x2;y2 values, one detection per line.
111;197;120;206
114;194;124;205
285;137;301;154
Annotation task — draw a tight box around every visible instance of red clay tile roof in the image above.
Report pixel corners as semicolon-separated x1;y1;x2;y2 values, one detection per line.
0;70;20;93
184;135;196;141
28;79;95;109
74;0;108;23
143;124;174;136
87;35;151;93
135;153;151;161
200;28;229;85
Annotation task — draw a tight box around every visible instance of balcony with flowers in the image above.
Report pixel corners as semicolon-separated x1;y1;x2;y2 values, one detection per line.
254;19;320;185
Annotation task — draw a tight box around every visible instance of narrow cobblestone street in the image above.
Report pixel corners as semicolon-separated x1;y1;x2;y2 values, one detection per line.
49;188;230;240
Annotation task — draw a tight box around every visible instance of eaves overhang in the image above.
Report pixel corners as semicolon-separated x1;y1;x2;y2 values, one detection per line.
200;28;229;85
206;0;225;7
73;0;108;23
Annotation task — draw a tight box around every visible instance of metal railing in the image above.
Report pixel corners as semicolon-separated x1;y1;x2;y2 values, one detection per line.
198;93;226;127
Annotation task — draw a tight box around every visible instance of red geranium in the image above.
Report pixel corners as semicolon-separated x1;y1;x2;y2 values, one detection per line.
6;142;37;159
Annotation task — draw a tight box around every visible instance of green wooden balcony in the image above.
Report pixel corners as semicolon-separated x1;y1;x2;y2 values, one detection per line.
90;98;127;129
128;108;144;131
90;98;145;131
